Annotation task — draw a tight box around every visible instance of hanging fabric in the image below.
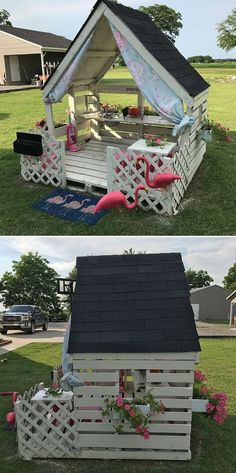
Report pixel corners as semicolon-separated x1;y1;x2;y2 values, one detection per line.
44;34;93;104
61;316;83;391
109;23;195;136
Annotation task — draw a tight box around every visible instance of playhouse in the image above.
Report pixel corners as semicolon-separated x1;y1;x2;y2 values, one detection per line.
18;0;210;215
15;252;201;460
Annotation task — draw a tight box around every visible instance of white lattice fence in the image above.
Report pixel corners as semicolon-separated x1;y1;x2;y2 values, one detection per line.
15;385;79;460
106;142;202;215
20;129;66;188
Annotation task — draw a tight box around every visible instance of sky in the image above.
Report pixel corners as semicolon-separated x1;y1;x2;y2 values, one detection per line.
2;0;235;59
0;237;235;287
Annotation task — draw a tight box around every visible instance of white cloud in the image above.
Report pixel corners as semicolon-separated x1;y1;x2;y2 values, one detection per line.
3;236;235;286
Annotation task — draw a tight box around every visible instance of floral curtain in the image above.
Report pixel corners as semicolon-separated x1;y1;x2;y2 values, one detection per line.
109;22;195;136
44;34;93;104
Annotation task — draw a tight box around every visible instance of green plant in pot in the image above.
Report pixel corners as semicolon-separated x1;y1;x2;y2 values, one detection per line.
102;391;165;439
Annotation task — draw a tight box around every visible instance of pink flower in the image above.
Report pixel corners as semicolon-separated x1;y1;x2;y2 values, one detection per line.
200;386;209;395
124;403;131;411
194;370;206;382
216;405;227;417
129;409;136;417
156;138;162;145
213;413;225;424
116;397;123;407
135;425;143;433
206;402;215;413
143;428;150;440
212;392;228;402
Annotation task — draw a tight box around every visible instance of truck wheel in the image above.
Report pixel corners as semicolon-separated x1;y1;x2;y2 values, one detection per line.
1;329;7;335
29;321;35;334
42;320;48;331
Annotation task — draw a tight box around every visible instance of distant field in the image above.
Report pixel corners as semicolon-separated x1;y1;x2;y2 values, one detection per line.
192;62;236;69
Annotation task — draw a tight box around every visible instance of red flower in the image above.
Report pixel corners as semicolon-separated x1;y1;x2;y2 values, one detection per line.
129;409;136;417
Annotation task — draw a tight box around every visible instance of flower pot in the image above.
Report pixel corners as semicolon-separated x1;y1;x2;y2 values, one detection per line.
192;399;209;412
112;411;120;421
136;404;150;417
197;129;212;143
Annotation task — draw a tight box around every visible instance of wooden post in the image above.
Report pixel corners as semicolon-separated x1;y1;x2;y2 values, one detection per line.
89;87;100;139
44;103;55;136
137;91;145;139
68;86;78;136
40;50;46;82
229;302;233;327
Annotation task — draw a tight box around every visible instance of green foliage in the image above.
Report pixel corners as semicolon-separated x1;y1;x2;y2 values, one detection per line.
217;8;236;51
186;269;214;289
139;4;183;43
223;263;236;290
0;252;61;314
68;267;77;280
0;9;12;25
123;248;146;255
188;55;214;63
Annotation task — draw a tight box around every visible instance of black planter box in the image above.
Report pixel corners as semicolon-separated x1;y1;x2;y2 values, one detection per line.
13;132;43;156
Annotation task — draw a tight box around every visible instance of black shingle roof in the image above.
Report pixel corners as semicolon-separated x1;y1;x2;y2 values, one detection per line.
103;0;209;97
0;25;71;49
68;253;201;354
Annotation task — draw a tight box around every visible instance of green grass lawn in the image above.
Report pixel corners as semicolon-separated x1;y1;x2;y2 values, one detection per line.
0;340;235;473
0;65;236;235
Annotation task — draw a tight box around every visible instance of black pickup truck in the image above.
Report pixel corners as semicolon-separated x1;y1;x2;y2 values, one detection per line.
0;305;48;335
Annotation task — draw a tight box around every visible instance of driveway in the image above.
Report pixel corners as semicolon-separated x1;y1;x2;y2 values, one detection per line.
196;321;236;337
0;322;67;355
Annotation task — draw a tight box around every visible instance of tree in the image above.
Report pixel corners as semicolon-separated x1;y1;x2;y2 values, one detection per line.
0;252;61;314
223;263;236;291
123;248;146;255
0;9;12;26
139;4;183;43
68;267;77;280
217;8;236;51
185;269;214;289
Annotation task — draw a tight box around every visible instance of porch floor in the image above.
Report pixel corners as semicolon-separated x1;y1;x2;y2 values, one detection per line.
65;139;131;194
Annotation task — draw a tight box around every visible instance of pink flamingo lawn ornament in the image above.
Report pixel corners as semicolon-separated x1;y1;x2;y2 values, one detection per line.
63;199;90;210
136;156;182;189
93;184;147;214
47;194;74;205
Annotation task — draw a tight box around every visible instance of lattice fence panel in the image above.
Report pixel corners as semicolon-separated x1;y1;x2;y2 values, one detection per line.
106;142;203;215
20;129;66;188
15;385;79;460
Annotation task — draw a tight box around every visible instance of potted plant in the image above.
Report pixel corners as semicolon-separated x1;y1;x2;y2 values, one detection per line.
144;134;168;148
102;391;165;439
192;370;228;424
198;119;232;143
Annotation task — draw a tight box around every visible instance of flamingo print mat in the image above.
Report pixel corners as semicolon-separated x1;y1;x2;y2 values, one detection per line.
32;189;107;225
